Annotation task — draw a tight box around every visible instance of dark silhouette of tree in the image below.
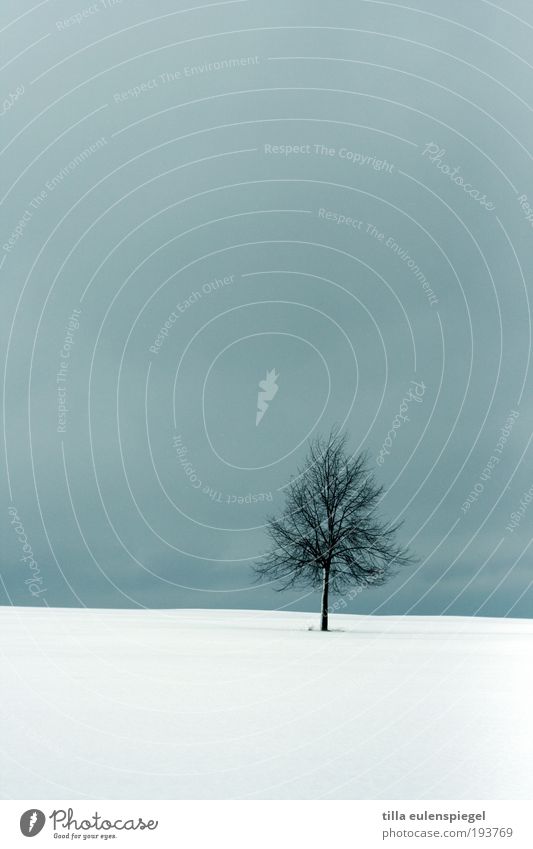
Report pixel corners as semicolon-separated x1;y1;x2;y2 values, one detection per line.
255;430;414;631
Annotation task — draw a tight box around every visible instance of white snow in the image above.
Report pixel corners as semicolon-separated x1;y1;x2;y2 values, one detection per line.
1;607;532;799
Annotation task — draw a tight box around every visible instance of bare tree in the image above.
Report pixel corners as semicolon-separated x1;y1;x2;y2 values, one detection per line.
255;430;414;631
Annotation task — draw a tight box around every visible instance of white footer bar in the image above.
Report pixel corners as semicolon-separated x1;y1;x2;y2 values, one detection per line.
1;800;531;848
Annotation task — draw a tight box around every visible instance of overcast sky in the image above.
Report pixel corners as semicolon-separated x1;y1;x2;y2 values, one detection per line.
1;0;532;617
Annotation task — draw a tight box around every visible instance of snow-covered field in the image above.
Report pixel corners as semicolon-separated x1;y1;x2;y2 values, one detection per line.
1;607;532;800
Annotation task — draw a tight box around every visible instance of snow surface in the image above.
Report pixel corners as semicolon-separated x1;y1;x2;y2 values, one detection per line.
1;607;532;799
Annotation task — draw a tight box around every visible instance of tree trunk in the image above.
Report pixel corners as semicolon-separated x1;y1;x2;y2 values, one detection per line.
321;565;330;631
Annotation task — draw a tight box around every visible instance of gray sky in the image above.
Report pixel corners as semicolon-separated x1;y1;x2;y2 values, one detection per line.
1;0;532;617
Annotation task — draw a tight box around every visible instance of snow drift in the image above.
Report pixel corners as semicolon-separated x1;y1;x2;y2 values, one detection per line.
1;607;532;799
